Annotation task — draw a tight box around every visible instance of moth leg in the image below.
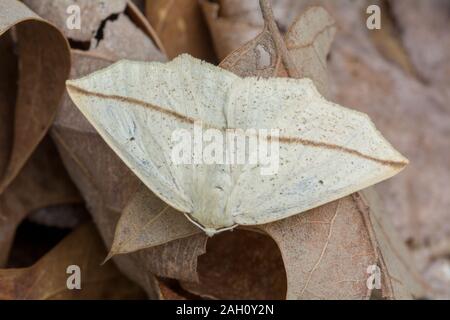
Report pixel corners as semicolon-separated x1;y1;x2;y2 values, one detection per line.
183;213;238;237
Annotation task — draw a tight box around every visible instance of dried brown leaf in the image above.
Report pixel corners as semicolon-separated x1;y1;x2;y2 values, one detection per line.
260;197;375;299
23;0;127;42
89;14;165;61
283;6;336;96
216;0;291;79
260;192;425;299
0;0;71;194
0;0;78;264
0;31;16;183
107;186;201;259
181;230;287;300
24;0;166;62
358;190;426;299
218;24;280;78
146;0;216;62
0;223;146;300
205;3;335;95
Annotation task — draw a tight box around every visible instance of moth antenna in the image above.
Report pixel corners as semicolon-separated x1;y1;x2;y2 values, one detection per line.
183;213;238;237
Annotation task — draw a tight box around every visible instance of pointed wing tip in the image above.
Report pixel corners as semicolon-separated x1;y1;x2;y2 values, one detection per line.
395;156;409;171
401;156;410;166
66;79;75;88
393;159;409;172
65;81;82;103
384;146;409;172
65;81;77;100
66;78;83;92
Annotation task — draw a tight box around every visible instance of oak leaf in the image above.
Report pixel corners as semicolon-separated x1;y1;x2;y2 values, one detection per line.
0;0;71;194
0;0;78;265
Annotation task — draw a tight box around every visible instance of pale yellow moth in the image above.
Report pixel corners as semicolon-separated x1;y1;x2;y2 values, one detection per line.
67;55;408;236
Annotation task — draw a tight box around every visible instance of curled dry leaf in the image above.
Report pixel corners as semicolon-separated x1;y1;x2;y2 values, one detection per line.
0;0;71;194
0;27;16;186
107;186;201;259
205;2;336;95
181;229;287;300
146;0;216;62
23;0;127;43
89;13;165;61
24;0;165;62
0;0;78;264
283;6;336;96
0;223;146;300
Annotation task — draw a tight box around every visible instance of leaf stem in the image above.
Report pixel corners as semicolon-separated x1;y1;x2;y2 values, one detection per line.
259;0;301;78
